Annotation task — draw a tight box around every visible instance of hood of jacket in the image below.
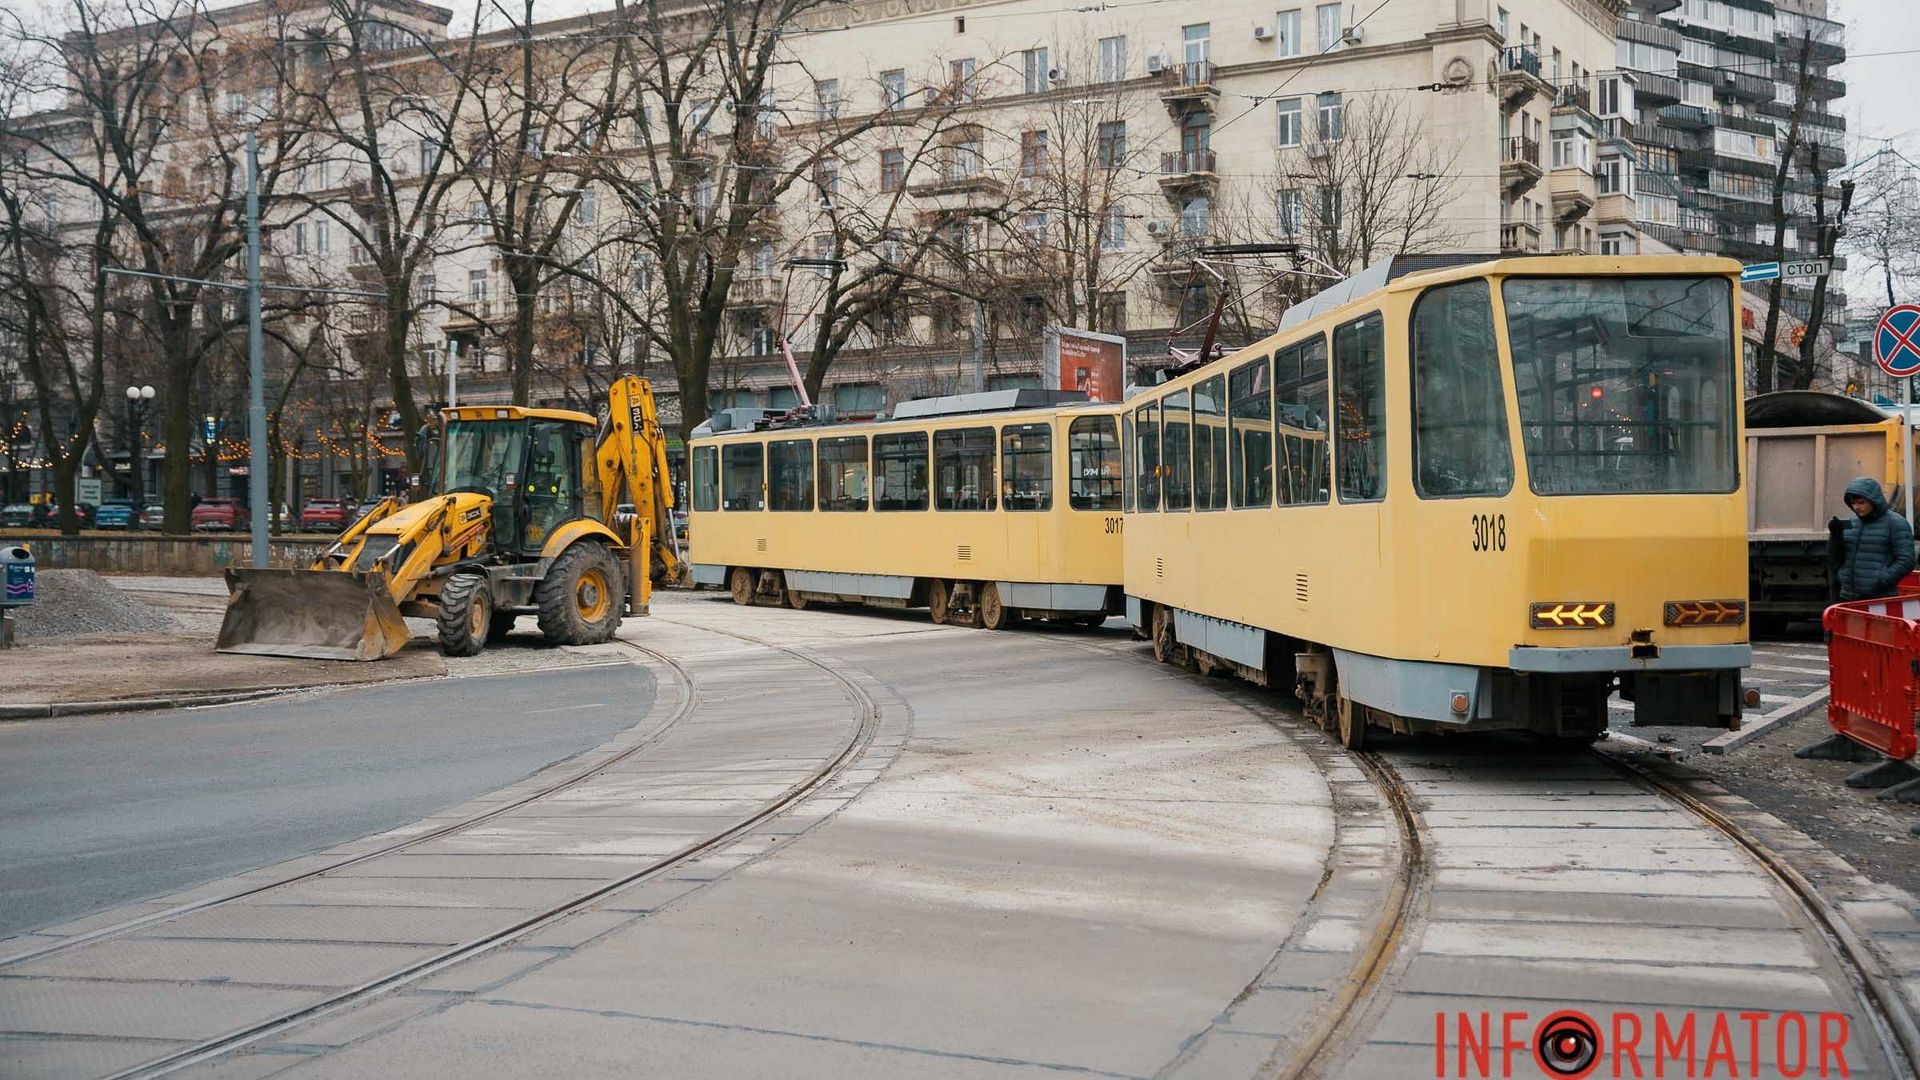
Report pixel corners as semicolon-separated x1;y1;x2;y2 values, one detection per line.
1847;476;1890;516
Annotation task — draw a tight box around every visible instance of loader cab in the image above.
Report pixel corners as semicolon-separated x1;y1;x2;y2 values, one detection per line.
439;405;597;556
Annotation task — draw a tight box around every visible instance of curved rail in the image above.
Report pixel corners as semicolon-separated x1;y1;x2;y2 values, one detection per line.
101;626;882;1078
1604;752;1920;1079
0;649;699;970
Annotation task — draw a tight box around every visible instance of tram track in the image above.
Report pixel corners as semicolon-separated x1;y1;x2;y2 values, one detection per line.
2;618;889;1080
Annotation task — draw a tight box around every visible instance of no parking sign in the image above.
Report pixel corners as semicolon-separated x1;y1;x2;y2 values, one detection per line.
1876;304;1920;378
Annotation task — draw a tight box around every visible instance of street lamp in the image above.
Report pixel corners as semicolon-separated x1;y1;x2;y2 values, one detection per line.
125;385;154;528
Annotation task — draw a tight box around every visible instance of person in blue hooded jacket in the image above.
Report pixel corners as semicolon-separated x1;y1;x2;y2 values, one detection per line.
1829;477;1917;601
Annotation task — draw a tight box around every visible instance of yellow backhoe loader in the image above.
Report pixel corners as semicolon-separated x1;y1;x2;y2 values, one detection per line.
216;375;680;661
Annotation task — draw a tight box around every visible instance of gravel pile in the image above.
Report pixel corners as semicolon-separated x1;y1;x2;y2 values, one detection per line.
11;569;179;639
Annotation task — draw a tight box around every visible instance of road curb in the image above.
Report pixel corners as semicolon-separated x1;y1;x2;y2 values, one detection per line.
1701;685;1830;755
0;687;305;721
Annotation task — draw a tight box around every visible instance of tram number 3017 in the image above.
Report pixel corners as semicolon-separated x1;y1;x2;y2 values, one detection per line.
1104;516;1124;535
1471;513;1507;552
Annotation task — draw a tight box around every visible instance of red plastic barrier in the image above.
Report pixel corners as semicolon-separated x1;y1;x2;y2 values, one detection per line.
1825;595;1920;761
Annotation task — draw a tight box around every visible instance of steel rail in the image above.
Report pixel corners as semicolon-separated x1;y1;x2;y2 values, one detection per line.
1604;752;1920;1080
106;624;883;1078
0;645;698;969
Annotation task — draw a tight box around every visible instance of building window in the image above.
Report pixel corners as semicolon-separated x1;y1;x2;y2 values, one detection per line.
1099;206;1126;251
1277;188;1304;237
1020;129;1049;176
1002;423;1052;511
1316;3;1342;50
951;139;982;180
1098;35;1127;81
575;187;596;224
950;58;976;100
292;222;307;254
750;326;777;356
1316;92;1343;141
1023;47;1050;94
1318;186;1343;242
880;148;905;192
314;220;331;255
1182;23;1210;64
817;436;869;512
880;69;907;110
721;442;764;511
934;428;996;510
1021;211;1047;244
468;269;489;305
1597;157;1628;195
419;139;441;174
1497;6;1508;40
1597;75;1622;116
1097;291;1126;331
1275;9;1302;57
815;79;840;121
1276;97;1302;146
1179;195;1210;238
873;431;928;510
1097;121;1126;167
1333;312;1386;503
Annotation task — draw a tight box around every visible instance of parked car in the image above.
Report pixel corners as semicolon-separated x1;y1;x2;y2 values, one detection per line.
140;504;167;530
191;498;249;532
298;498;352;533
93;498;142;529
0;504;33;528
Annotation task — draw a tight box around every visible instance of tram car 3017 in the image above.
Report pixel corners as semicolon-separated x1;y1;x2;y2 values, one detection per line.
687;389;1128;628
1123;255;1752;747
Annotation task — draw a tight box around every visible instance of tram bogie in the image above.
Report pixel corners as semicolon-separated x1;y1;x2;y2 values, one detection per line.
1123;255;1753;740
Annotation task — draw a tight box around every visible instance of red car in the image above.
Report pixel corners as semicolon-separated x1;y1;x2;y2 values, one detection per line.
298;498;352;533
191;498;250;532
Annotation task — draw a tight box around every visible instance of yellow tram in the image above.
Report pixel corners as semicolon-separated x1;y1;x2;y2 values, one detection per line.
1123;255;1751;746
687;391;1128;627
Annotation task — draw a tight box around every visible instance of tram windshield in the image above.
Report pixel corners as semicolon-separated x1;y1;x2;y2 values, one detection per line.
1503;276;1736;495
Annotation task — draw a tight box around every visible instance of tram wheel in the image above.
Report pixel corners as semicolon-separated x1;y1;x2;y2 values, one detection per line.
729;567;754;606
979;583;1012;630
1194;650;1220;677
786;587;810;610
928;580;951;625
1151;605;1188;667
1336;697;1369;751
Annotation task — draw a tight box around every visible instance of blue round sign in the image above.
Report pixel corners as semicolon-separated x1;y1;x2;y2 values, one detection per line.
1877;304;1920;378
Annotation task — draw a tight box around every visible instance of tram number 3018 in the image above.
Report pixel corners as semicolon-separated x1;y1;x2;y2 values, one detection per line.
1471;513;1507;552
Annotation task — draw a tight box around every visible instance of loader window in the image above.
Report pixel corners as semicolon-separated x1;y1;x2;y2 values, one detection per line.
722;442;765;511
445;419;528;551
524;420;579;550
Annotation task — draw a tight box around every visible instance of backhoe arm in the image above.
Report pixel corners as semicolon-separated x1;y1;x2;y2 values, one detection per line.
598;375;681;615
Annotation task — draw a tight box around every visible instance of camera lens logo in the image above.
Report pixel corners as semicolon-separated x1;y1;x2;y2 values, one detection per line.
1534;1011;1602;1079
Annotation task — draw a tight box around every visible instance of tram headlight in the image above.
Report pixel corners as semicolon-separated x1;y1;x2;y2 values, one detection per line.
1663;600;1746;627
1529;602;1615;629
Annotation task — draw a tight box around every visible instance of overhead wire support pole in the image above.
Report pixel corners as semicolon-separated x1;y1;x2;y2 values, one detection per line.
247;132;268;570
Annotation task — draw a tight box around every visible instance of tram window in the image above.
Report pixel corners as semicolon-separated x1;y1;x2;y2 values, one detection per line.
1134;402;1160;511
1121;414;1135;511
1002;424;1052;511
720;442;765;511
1411;280;1513;498
872;432;929;511
768;439;815;511
1334;314;1387;503
935;427;997;511
817;436;869;512
1162;389;1193;511
1276;336;1330;506
1505;275;1737;495
1069;415;1123;510
1229;356;1273;508
691;446;718;512
1193;375;1228;511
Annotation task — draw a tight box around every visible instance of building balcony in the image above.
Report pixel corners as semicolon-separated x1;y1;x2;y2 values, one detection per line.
1715;68;1777;103
1158;149;1218;191
1617;18;1684;52
727;274;779;306
907;174;1007;216
1500;220;1542;254
991;250;1061;283
1553;84;1594;118
1549;167;1597;220
1497;46;1552;110
1149;234;1213;277
1594;192;1636;226
441;299;503;332
1658;104;1712;129
1158;61;1218;109
1632;71;1683;106
1500;135;1543;195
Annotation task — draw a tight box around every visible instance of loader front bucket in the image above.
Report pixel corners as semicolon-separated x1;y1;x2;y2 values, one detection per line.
216;568;412;661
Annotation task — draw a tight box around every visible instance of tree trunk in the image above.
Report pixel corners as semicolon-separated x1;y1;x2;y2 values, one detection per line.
160;319;196;533
511;269;537;406
1792;150;1830;391
383;284;423;474
1758;31;1814;396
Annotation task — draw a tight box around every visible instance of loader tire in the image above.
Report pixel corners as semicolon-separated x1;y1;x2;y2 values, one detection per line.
536;542;625;646
438;572;491;657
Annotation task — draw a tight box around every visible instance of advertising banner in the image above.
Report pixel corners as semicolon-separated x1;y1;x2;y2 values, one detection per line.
1045;328;1127;403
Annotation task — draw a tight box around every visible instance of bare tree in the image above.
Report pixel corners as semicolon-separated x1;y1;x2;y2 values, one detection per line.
1846;143;1920;310
1756;30;1816;396
1285;93;1465;275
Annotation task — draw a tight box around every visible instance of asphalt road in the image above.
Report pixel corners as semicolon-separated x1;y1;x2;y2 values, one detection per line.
0;662;654;939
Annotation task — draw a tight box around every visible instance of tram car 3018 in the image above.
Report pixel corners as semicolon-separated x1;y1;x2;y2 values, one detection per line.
1123;255;1752;747
687;389;1128;629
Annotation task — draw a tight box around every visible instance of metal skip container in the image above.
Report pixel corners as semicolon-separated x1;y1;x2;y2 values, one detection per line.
215;568;412;662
